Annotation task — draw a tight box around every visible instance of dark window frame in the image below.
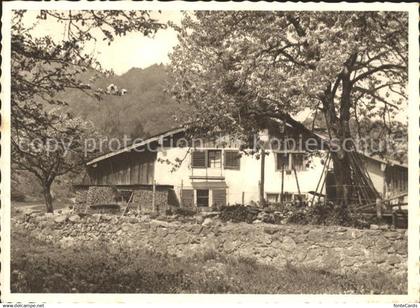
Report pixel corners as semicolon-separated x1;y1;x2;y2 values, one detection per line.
224;150;241;170
276;152;306;172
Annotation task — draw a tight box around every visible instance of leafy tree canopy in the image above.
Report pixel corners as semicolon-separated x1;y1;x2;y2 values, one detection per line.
169;11;407;140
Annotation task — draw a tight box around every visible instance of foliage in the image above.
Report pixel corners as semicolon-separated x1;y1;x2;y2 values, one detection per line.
171;207;197;217
169;11;408;206
169;11;407;136
12;231;406;294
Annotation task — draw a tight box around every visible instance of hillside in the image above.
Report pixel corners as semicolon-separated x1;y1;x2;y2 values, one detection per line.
12;64;189;203
61;64;189;140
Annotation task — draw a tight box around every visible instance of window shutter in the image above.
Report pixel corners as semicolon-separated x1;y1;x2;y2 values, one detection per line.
276;153;290;171
181;189;194;208
191;150;206;168
224;151;241;170
212;189;226;207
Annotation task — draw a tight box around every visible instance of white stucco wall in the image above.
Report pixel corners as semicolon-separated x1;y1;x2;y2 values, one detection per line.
154;147;329;206
363;158;385;196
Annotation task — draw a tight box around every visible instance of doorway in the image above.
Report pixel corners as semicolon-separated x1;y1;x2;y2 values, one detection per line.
196;189;209;207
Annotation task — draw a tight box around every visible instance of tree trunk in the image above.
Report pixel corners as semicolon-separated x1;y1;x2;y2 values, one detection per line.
43;182;54;213
322;84;354;209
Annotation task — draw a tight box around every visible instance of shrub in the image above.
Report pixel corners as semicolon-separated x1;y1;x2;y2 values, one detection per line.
173;207;196;217
219;205;258;223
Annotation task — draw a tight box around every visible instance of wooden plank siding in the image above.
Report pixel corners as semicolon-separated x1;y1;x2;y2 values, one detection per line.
87;150;156;185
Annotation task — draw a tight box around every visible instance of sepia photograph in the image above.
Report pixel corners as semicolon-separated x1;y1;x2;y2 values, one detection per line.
1;1;419;304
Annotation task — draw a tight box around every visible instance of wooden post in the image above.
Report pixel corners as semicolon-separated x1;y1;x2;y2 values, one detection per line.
242;192;245;206
180;180;183;208
259;148;266;207
280;163;285;203
152;180;156;213
292;166;301;204
376;198;383;220
293;167;301;195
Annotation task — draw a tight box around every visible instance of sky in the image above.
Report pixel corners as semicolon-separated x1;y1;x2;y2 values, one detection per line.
23;10;184;75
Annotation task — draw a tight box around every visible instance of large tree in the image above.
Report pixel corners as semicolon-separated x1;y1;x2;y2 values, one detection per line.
11;10;166;212
169;11;408;208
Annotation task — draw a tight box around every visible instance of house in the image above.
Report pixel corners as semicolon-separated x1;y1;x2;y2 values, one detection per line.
79;121;408;210
80;118;330;209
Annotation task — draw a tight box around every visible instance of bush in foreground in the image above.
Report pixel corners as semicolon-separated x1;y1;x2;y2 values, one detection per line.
11;232;406;294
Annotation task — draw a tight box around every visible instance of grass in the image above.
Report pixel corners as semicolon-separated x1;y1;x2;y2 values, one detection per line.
11;231;406;294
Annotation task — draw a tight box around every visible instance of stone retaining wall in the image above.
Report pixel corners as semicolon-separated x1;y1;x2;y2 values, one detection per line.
12;212;407;278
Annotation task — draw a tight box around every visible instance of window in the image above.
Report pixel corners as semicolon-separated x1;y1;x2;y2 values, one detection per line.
191;150;206;168
266;193;279;203
281;192;293;202
293;194;306;202
207;150;222;168
224;150;241;170
276;153;306;171
196;189;209;207
292;153;306;171
276;153;290;171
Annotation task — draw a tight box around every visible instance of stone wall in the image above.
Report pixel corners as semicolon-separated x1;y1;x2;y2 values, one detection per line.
12;212;407;278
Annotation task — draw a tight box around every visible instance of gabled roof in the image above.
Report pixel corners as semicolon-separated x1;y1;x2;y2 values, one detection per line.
86;127;185;166
86;113;323;166
87;118;407;170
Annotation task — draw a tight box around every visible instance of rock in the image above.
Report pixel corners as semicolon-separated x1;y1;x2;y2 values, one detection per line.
341;258;357;267
281;236;297;251
387;255;401;265
201;212;219;218
202;218;213;226
174;231;189;245
252;219;262;224
121;224;132;232
101;215;112;221
375;238;391;249
68;215;81;223
263;226;279;235
150;219;172;228
383;231;400;239
370;224;379;230
393;241;407;255
195;215;204;224
350;230;363;239
128;217;139;224
223;240;237;253
54;215;68;224
373;254;387;264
